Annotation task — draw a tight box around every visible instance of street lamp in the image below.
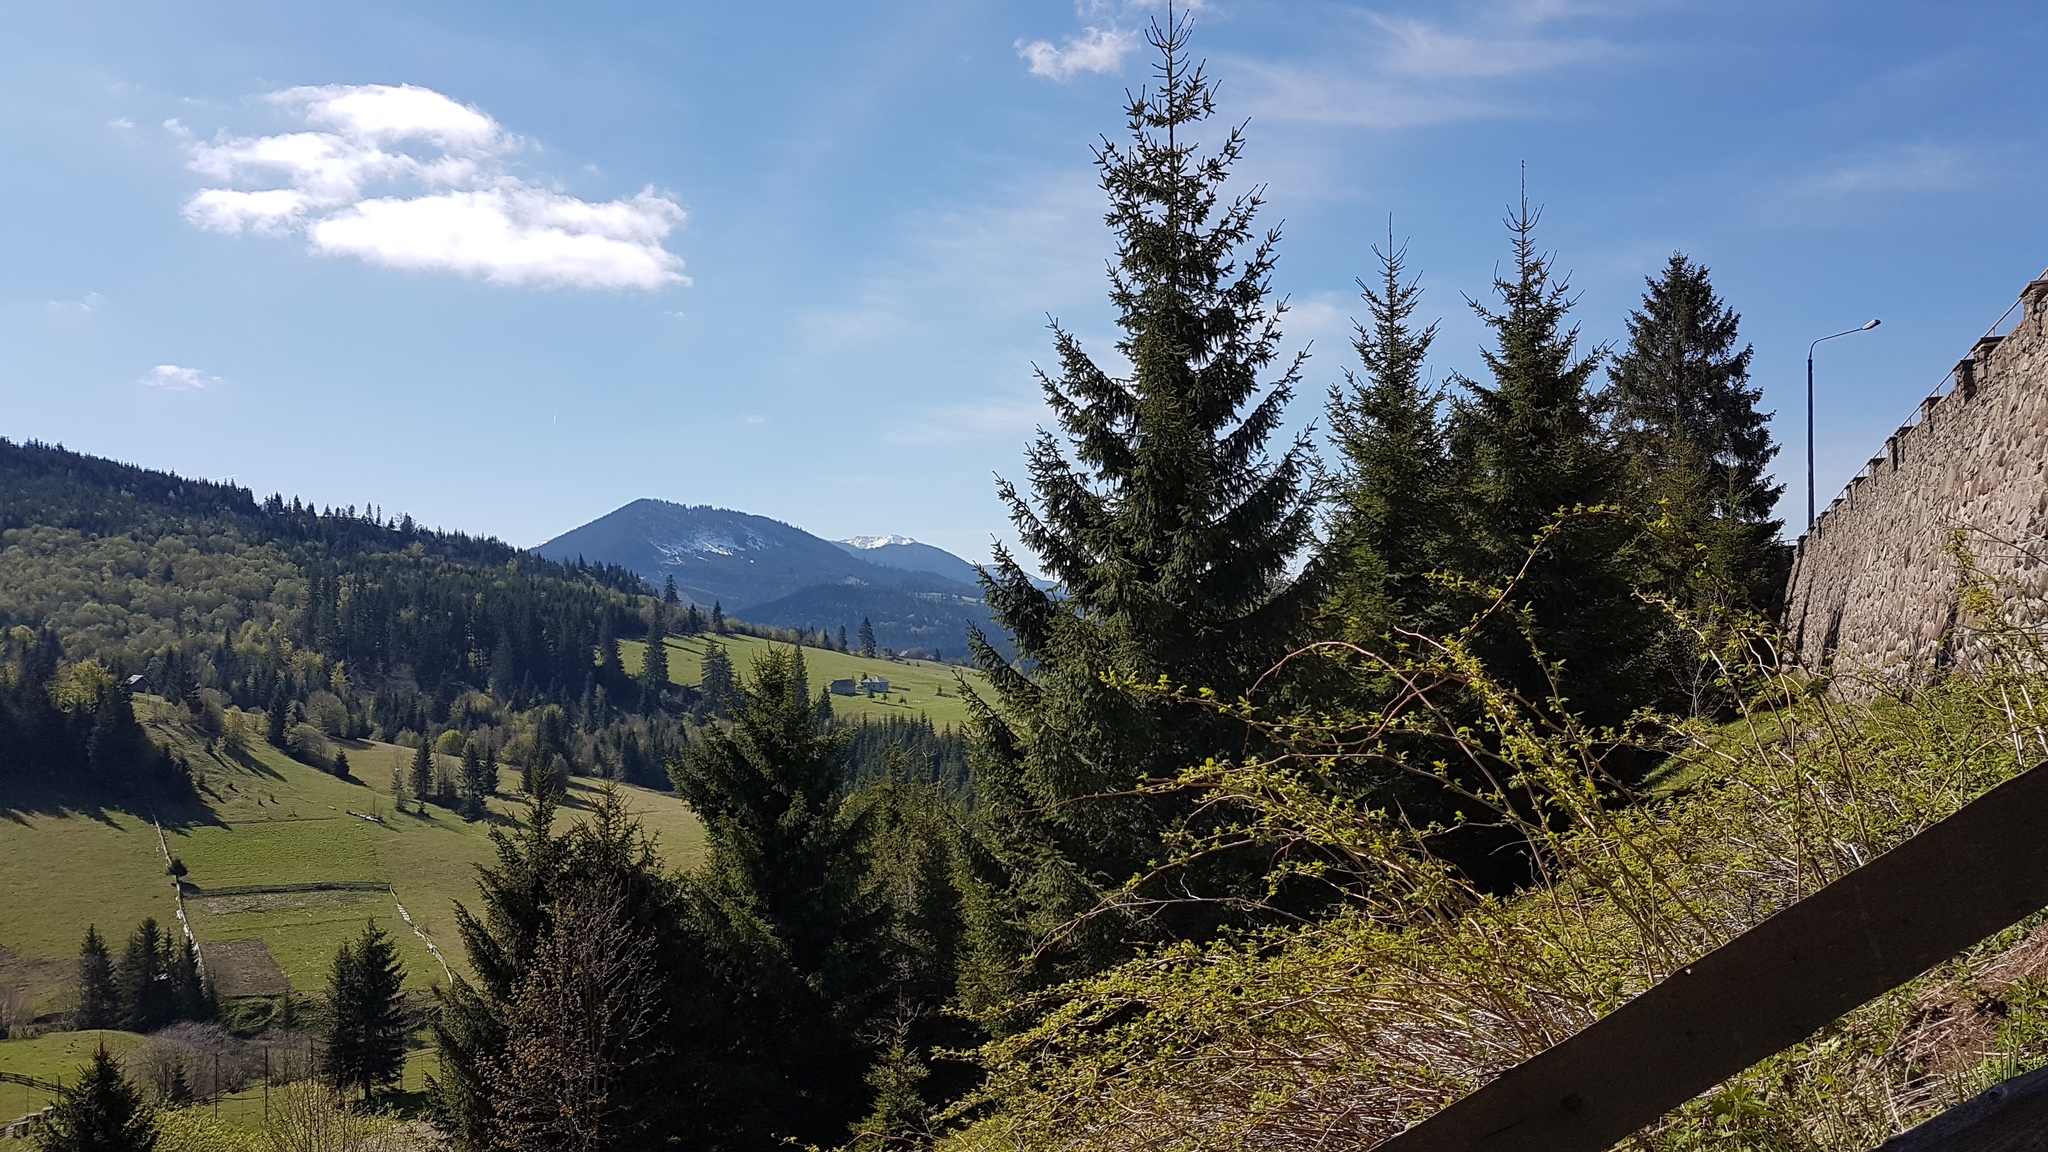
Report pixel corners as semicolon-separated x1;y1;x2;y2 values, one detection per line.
1808;318;1882;529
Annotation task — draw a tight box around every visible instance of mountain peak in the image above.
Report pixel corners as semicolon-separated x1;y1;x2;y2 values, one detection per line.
842;534;917;549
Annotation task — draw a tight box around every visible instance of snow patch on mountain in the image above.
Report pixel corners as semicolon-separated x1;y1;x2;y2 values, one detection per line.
842;534;917;549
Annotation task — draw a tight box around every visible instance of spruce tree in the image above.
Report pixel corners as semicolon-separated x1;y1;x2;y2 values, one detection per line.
325;921;407;1102
34;1044;155;1152
167;934;211;1022
640;620;670;697
710;602;725;635
459;740;491;821
1444;190;1654;725
858;618;877;659
265;685;289;747
115;919;171;1032
968;14;1317;974
1610;253;1784;615
76;926;118;1030
698;641;736;717
837;625;849;653
1323;232;1451;643
410;740;434;815
671;648;886;1144
436;787;699;1152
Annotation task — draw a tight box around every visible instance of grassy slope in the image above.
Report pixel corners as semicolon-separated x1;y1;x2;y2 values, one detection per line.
622;632;984;727
0;702;706;1004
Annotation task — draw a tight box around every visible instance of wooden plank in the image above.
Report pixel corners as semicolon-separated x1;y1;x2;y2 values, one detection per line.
1375;762;2048;1152
1871;1064;2048;1152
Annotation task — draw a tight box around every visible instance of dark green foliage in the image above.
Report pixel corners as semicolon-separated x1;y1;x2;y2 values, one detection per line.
859;618;877;659
115;920;172;1033
434;787;702;1152
459;740;491;821
76;926;117;1031
0;632;191;799
1323;235;1452;644
1611;253;1785;617
672;648;891;1146
969;16;1317;975
698;641;736;718
1441;195;1658;726
409;740;434;815
87;919;212;1034
711;602;726;635
325;921;408;1101
34;1044;155;1152
843;715;968;791
641;618;671;697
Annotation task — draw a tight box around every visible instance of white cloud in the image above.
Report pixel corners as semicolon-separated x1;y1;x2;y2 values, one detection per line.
179;83;686;291
141;364;221;391
1019;26;1142;79
107;117;134;130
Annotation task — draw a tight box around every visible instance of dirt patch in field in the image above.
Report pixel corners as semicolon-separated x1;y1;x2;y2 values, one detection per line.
202;939;290;998
0;944;70;1024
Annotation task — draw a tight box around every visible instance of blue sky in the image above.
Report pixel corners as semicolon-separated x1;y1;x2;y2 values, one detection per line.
3;1;2045;566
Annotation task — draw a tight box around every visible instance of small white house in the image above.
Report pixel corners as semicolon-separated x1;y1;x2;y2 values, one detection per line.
862;676;891;695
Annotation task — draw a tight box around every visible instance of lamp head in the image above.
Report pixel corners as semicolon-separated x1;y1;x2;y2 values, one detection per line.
1862;319;1881;330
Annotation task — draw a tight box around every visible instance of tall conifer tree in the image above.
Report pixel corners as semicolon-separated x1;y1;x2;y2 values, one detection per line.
76;926;117;1030
1444;190;1654;724
1323;233;1450;643
1610;253;1784;615
969;14;1317;974
325;922;407;1102
410;740;435;815
35;1044;155;1152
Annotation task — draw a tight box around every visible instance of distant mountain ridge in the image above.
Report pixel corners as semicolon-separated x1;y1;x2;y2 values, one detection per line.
534;500;1010;660
833;535;986;588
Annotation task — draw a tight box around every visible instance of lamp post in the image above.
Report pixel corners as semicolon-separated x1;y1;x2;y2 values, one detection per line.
1808;319;1882;529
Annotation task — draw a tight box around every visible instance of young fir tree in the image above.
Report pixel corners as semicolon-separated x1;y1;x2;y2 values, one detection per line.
1609;253;1784;616
1322;232;1451;644
325;921;407;1102
698;641;736;717
1443;190;1656;726
76;926;118;1030
858;618;877;659
435;787;697;1152
838;625;849;653
710;602;726;635
671;648;888;1145
35;1044;156;1152
967;15;1317;977
641;619;670;698
459;740;491;822
410;739;435;815
167;933;212;1022
332;749;349;779
115;919;172;1033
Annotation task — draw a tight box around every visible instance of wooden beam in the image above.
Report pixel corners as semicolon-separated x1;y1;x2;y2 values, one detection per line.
1375;762;2048;1152
1871;1064;2048;1152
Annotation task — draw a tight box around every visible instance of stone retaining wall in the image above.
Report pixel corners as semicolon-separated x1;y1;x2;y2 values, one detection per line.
1784;273;2048;678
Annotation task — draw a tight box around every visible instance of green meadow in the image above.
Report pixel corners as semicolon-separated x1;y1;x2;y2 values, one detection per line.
0;703;705;1056
621;631;984;727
